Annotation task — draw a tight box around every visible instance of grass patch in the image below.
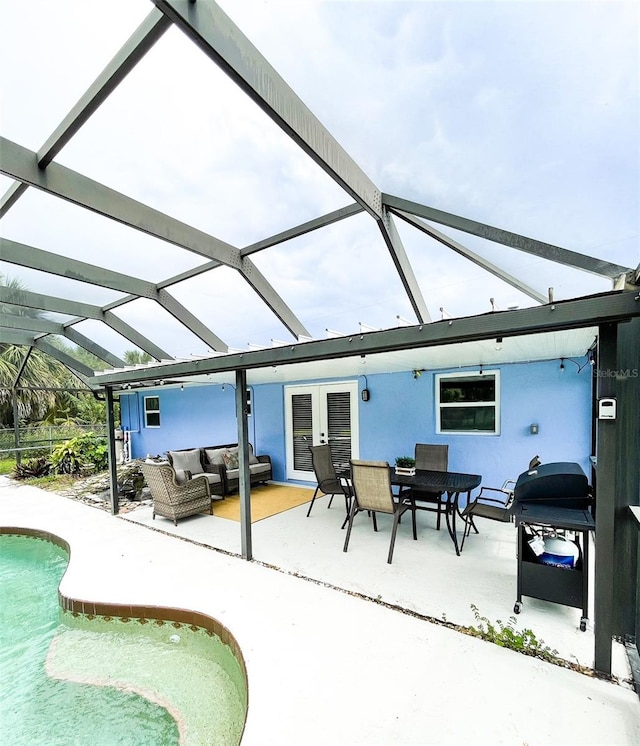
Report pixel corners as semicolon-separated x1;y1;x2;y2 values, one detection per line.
20;474;78;491
0;457;17;476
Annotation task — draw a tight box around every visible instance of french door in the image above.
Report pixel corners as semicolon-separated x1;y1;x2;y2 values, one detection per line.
285;382;359;481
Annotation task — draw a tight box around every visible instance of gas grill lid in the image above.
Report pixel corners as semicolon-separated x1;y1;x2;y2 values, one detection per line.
514;462;591;507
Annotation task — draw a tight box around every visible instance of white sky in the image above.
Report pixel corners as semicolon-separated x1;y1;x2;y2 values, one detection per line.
1;0;638;359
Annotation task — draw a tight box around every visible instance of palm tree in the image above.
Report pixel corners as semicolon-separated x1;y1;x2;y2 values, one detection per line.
0;274;82;426
123;349;153;365
1;274;149;428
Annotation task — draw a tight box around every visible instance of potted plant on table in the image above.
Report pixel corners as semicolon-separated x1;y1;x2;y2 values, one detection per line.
395;456;416;476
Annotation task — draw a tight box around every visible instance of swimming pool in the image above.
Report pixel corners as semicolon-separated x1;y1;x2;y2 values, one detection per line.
0;532;247;745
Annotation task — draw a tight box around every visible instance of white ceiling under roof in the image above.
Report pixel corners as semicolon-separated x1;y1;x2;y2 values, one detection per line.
105;326;597;388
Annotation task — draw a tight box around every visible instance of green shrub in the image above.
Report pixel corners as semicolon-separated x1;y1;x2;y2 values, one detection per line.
12;457;51;480
50;433;108;475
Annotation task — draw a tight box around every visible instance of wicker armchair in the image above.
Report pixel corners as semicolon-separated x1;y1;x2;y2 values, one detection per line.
141;462;212;526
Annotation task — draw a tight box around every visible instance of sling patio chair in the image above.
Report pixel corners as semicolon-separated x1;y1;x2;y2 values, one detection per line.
344;459;416;564
459;478;517;552
307;444;351;519
141;461;213;526
411;443;449;530
458;456;542;551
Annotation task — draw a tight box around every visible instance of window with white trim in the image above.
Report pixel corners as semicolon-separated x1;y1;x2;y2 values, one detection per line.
436;371;500;434
144;396;161;428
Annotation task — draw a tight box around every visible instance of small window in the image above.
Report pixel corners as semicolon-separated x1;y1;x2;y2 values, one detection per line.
144;396;161;428
436;371;500;435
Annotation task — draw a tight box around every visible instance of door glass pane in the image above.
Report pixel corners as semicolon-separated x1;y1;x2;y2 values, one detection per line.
327;391;351;468
291;393;313;471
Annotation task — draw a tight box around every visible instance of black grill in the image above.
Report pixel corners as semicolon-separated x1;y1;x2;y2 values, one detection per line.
513;461;592;511
511;461;595;629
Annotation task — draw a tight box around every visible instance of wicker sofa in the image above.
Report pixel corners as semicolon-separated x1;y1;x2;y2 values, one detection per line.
165;447;226;498
167;443;272;496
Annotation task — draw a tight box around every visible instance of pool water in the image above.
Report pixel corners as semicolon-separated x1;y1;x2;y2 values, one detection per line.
0;534;246;745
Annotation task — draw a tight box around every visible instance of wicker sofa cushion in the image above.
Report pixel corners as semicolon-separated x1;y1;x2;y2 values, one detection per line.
206;445;259;466
197;472;222;486
204;448;227;466
169;448;203;475
224;462;271;480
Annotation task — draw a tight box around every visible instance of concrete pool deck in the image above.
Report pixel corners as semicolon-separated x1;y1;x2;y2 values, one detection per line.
1;477;639;745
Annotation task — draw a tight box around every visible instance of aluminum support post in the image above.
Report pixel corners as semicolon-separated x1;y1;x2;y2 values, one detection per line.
236;369;252;559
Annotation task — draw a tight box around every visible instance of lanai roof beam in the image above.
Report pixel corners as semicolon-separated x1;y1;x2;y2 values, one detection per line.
384;194;631;279
0;9;171;217
393;209;547;304
0;138;310;340
151;0;383;220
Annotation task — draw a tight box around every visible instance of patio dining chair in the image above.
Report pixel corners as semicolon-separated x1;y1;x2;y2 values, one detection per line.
141;461;212;526
307;444;351;518
411;443;449;530
458;478;517;552
344;460;416;564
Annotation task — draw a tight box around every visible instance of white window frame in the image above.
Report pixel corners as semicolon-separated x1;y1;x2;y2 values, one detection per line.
435;370;500;435
143;395;161;428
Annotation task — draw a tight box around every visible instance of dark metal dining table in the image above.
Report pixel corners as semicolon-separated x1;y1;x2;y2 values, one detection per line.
337;465;481;555
387;467;482;556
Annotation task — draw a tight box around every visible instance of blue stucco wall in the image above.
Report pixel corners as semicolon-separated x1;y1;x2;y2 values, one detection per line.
357;360;592;486
119;358;593;490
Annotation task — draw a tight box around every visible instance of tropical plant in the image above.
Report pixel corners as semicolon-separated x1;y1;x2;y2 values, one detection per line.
50;432;108;475
12;457;51;480
68;391;112;425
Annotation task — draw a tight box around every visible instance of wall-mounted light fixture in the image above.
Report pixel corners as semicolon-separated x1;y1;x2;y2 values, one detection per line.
413;369;425;379
530;423;539;435
560;358;565;372
361;374;370;401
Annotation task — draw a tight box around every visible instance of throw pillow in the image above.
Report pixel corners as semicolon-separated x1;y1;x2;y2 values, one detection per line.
169;449;203;475
222;449;239;469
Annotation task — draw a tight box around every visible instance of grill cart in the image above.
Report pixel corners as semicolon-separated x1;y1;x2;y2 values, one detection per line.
511;462;595;631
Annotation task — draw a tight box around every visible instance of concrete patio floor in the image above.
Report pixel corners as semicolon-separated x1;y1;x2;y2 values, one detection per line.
2;476;638;745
